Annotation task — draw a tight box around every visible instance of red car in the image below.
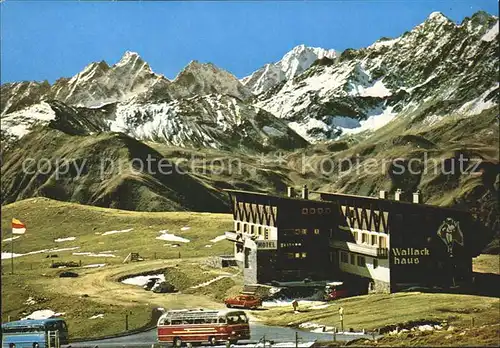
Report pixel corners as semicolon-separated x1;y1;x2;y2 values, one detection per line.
324;282;350;301
224;294;262;309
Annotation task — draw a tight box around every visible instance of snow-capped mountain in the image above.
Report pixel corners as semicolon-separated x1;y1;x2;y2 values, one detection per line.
1;11;498;147
241;44;337;95
255;11;499;142
0;52;251;116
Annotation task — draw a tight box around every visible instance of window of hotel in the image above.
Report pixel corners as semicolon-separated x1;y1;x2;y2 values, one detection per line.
379;236;386;248
250;225;255;235
302;208;309;215
318;208;324;215
236;222;241;231
301;252;307;258
287;253;295;259
309;208;316;214
258;226;262;235
340;252;348;263
353;231;358;242
361;233;367;244
243;224;248;233
373;258;378;268
350;254;355;265
264;229;270;239
357;256;366;267
371;235;377;246
314;229;320;235
325;208;331;214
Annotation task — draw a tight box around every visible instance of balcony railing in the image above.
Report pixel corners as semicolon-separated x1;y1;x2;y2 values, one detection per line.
330;240;388;259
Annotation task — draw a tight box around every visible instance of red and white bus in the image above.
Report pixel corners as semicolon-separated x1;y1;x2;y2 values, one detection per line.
157;309;250;346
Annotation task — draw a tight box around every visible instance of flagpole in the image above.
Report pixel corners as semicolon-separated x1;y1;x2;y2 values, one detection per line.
11;226;14;275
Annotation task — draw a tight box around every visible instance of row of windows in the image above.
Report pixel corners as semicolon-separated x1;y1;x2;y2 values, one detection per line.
302;207;332;215
236;222;270;239
287;252;307;259
159;314;247;326
352;231;387;248
340;251;378;268
280;242;303;248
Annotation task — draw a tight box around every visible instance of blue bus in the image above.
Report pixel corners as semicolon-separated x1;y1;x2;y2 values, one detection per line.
1;318;69;348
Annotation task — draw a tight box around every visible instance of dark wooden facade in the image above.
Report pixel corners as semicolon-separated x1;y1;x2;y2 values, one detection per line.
224;189;483;292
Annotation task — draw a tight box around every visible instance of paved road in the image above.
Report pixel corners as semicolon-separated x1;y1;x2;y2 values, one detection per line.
66;323;376;347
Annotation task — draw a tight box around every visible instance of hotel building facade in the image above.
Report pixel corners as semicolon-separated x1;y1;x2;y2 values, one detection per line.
224;187;485;293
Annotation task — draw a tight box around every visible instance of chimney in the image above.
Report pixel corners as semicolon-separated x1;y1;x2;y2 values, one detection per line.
394;189;403;201
287;186;295;198
413;190;421;204
379;190;387;199
301;185;309;200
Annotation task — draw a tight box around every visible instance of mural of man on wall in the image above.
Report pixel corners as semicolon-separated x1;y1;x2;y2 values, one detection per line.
437;217;464;258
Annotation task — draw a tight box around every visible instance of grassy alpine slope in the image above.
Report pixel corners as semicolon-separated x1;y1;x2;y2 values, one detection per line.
1;198;235;339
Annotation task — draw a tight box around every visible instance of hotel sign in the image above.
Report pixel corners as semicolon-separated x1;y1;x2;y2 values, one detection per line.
256;240;277;250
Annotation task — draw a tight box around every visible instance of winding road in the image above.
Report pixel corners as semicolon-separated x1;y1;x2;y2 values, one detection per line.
66;323;375;347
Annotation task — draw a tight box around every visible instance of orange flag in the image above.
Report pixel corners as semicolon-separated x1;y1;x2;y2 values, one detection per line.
12;218;26;234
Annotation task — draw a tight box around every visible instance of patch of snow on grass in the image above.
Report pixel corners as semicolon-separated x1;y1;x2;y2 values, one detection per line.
121;274;165;287
72;252;116;258
3;236;21;242
54;237;76;242
83;263;106;268
181;226;191;231
102;228;133;236
1;247;80;259
89;314;104;319
189;275;231;290
262;300;324;308
156;230;190;243
22;310;65;320
210;235;226;243
205;244;213;248
309;303;331;310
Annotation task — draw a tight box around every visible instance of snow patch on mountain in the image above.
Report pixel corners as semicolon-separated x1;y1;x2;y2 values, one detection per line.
481;21;499;41
349;78;392;98
242;45;337;95
1;102;56;140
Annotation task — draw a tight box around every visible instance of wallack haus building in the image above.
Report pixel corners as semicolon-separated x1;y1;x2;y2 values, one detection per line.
223;186;487;293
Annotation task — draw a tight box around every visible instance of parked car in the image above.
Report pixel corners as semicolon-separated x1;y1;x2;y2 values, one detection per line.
324;282;350;301
224;294;262;309
144;277;161;291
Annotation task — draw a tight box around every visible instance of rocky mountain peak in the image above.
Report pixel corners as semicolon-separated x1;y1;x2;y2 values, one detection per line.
241;44;337;95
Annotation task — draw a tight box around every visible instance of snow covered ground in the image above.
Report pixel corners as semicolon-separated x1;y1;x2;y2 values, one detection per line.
22;309;65;320
156;230;190;243
209;235;226;243
1;247;80;259
121;274;165;287
2;236;21;242
82;263;106;268
54;237;76;242
102;228;134;236
72;251;117;257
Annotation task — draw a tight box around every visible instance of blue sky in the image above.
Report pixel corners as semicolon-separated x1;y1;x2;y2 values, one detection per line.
1;1;498;83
